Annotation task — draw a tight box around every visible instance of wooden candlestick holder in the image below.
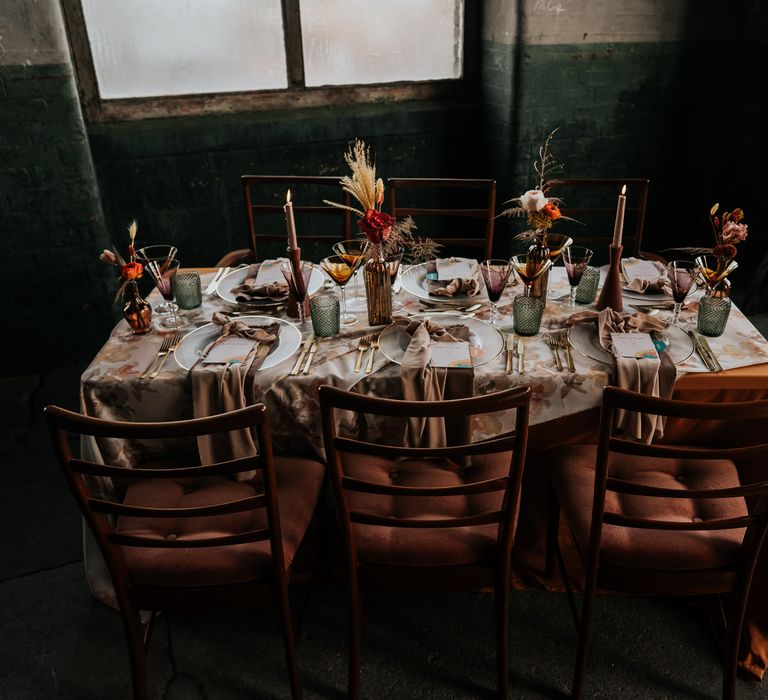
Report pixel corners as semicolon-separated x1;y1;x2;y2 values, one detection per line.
596;243;624;312
286;246;310;319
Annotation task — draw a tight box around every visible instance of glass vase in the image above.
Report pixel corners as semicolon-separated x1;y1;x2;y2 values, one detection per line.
697;294;731;337
363;255;392;326
123;281;152;334
528;239;550;307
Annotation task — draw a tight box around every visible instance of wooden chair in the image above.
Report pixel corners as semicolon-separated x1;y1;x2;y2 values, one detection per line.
319;384;532;699
216;175;352;267
545;178;658;263
545;387;768;699
387;178;497;259
45;403;326;700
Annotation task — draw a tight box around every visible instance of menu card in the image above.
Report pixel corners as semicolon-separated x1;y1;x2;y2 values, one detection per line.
254;259;286;285
429;341;473;368
202;337;256;365
435;258;474;281
622;259;662;283
610;332;659;360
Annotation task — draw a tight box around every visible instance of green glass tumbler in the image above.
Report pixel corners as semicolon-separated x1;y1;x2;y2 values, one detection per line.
174;272;202;310
310;293;341;337
513;295;544;336
697;295;731;337
575;266;600;304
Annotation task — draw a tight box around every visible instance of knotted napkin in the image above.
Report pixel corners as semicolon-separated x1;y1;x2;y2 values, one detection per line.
566;308;676;443
394;318;474;449
190;313;280;476
624;259;671;295
426;258;481;297
231;262;290;303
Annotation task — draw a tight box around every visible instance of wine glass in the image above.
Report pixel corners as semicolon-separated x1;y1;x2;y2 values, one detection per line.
135;245;178;315
333;239;369;311
385;247;405;312
144;259;180;328
510;254;554;296
562;246;594;307
479;259;513;326
666;260;698;325
541;233;573;262
320;255;358;326
280;261;313;328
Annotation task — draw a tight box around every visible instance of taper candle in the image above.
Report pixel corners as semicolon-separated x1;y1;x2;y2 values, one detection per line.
284;190;298;250
612;184;627;247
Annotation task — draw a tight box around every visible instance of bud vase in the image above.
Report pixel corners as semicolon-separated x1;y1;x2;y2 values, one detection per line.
363;256;392;326
123;280;152;334
528;239;550;308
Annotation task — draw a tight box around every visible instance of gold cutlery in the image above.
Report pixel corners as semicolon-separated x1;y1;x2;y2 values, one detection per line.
141;335;173;379
505;333;515;375
697;334;723;372
557;329;576;373
365;335;380;374
301;337;318;375
546;334;563;372
687;330;715;372
517;337;526;375
149;331;183;379
205;266;229;295
354;335;370;373
291;335;315;376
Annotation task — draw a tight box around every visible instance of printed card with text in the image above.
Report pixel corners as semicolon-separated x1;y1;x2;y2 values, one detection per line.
203;337;257;365
611;332;659;360
622;259;663;283
435;258;474;281
254;258;287;285
429;341;473;368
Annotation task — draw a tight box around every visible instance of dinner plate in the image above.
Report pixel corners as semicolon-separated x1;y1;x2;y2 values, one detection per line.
216;263;324;307
568;323;694;366
597;264;696;302
174;316;302;371
378;313;503;367
401;259;487;304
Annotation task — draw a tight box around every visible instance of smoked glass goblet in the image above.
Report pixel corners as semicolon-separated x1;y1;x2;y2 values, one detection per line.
563;246;594;307
479;259;513;326
666;260;698;325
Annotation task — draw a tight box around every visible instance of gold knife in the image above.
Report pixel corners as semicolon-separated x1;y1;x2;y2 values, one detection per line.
291;336;314;376
697;335;723;372
687;330;714;372
505;333;515;374
517;337;525;375
302;338;318;375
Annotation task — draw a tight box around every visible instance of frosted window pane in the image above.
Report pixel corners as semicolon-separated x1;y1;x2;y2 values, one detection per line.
301;0;463;87
81;0;287;99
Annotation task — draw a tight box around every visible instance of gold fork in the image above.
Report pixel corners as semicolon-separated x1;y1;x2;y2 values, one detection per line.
354;335;370;373
557;329;576;373
141;335;173;380
149;331;184;379
365;335;380;374
546;334;563;372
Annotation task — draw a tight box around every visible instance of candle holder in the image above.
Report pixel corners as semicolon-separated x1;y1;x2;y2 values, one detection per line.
596;244;623;312
285;247;310;320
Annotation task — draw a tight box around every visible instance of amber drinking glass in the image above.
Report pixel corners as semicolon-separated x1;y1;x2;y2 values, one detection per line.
541;233;573;261
321;254;357;326
479;259;513;326
510;254;553;296
333;239;369;311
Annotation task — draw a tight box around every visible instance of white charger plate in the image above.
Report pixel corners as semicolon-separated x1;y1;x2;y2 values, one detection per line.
569;323;694;366
378;313;503;367
174;316;301;371
401;259;487;304
217;263;324;307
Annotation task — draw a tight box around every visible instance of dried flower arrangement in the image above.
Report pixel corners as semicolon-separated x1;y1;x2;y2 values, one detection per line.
99;220;144;301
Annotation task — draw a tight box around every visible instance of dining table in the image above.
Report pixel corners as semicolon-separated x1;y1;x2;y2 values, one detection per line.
79;262;768;679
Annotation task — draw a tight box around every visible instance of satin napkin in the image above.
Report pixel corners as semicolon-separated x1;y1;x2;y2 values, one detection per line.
624;259;672;295
566;308;676;443
190;313;280;476
394;318;474;448
426;258;481;297
231;262;290;303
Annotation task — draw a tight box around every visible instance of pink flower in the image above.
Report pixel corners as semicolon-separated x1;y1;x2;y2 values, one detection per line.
721;221;748;243
99;249;118;265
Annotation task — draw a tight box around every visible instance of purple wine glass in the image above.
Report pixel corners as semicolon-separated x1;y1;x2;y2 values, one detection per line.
563;246;594;307
666;260;698;325
480;259;513;326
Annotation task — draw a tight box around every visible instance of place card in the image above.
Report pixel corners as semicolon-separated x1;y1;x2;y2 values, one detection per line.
611;332;659;360
435;258;474;281
429;341;473;368
254;258;287;285
202;337;256;365
622;258;663;283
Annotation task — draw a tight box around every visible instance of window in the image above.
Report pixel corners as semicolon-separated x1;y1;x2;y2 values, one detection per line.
63;0;470;121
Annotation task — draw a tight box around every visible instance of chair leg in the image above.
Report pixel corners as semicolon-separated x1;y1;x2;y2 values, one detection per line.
276;583;303;700
545;486;561;579
120;608;149;700
348;584;363;700
495;573;511;699
571;570;598;700
723;586;751;700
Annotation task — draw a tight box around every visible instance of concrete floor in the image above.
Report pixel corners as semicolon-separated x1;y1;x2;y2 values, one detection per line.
4;339;768;699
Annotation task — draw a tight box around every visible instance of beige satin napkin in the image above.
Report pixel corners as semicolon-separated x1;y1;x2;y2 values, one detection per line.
625;260;671;295
231;262;290;303
395;318;474;448
190;313;280;477
566;308;676;443
426;258;481;297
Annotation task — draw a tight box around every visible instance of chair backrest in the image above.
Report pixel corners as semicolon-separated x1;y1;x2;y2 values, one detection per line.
546;178;652;263
242;175;352;261
590;387;768;577
45;404;285;591
388;178;497;259
319;385;531;568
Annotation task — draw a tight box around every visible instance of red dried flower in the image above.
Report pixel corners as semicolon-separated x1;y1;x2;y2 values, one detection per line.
357;209;394;245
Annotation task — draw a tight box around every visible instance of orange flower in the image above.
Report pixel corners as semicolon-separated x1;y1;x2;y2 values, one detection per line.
541;202;561;220
121;262;143;280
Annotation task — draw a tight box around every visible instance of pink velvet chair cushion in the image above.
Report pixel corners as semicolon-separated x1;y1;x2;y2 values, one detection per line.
340;451;514;567
115;456;324;587
547;444;747;571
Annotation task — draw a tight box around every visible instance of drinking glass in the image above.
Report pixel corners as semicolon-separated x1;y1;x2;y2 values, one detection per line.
174;272;202;310
541;233;573;262
280;261;313;328
333;239;369;311
144;259;180;328
135;245;178;315
385;247;405;312
479;259;513;326
320;254;358;326
666;260;698;325
510;254;553;297
310;293;341;337
563;246;594;307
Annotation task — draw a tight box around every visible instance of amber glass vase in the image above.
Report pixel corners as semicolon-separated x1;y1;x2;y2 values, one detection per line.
363;255;392;326
122;281;152;334
527;238;550;305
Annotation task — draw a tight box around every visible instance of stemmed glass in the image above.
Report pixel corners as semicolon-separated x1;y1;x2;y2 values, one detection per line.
563;246;594;307
135;245;178;315
541;233;573;262
144;259;181;328
333;239;369;311
479;259;513;326
695;254;738;292
666;260;698;325
320;255;358;326
510;254;554;296
385;247;405;312
280;261;313;328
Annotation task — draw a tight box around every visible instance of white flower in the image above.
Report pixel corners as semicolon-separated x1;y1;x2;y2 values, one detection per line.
519;189;548;212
